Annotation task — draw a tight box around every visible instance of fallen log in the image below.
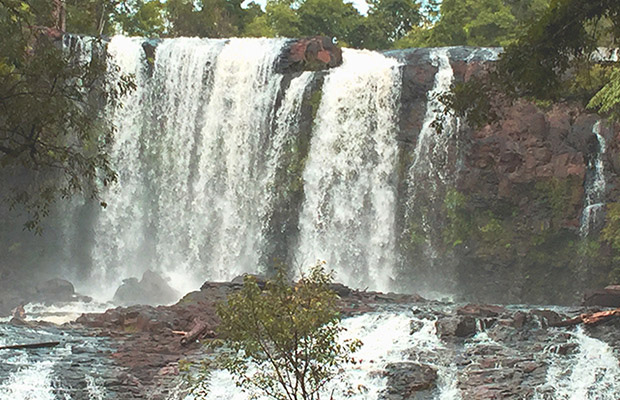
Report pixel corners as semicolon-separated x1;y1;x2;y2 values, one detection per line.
550;316;583;327
582;308;620;325
180;318;215;346
0;341;60;350
551;308;620;328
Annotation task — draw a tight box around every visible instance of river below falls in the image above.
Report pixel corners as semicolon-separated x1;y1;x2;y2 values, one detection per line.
0;302;619;400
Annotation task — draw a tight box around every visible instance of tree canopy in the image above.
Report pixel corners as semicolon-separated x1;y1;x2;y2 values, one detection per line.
441;0;620;127
0;0;132;230
395;0;550;48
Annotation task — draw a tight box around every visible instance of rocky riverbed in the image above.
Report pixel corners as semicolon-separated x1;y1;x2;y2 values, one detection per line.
1;279;619;399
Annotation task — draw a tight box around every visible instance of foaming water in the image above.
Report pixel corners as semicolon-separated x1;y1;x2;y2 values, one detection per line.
296;49;402;291
22;301;112;324
0;325;111;400
195;311;462;400
325;313;424;398
536;327;620;400
0;358;56;400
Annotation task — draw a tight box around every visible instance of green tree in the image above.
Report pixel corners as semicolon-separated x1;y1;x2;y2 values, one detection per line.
297;0;364;46
442;0;620;127
116;0;166;37
396;0;550;48
362;0;421;49
165;0;249;38
244;0;301;38
65;0;127;36
216;264;361;400
0;0;132;230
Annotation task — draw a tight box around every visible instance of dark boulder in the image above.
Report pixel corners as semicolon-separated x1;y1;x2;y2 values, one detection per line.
436;316;477;338
382;362;438;400
529;309;564;328
583;285;620;307
229;273;269;289
329;282;352;297
113;270;179;306
35;278;75;304
457;304;506;318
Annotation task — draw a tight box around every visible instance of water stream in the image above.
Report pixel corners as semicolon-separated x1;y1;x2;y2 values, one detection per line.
295;49;401;291
580;121;607;237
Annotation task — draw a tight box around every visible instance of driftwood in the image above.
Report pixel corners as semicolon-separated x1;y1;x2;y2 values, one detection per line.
179;318;215;346
0;341;60;350
551;308;620;328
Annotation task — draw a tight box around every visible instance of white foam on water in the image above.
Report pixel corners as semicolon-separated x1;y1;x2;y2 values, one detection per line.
536;327;620;400
0;358;56;400
194;311;462;400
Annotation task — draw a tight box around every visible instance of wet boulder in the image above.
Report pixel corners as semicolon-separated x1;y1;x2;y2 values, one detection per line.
230;273;269;289
113;270;179;306
35;278;75;304
529;309;564;328
278;36;343;73
382;362;438;400
457;304;506;318
436;316;477;338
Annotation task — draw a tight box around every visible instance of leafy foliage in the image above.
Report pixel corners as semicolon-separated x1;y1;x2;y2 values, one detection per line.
362;0;421;49
216;264;361;400
438;0;620;129
0;0;133;230
395;0;550;48
588;66;620;120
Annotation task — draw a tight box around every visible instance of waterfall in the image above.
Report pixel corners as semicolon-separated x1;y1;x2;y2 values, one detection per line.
89;36;150;299
402;48;458;293
409;48;457;191
295;49;402;292
83;37;309;298
580;121;607;237
170;38;285;285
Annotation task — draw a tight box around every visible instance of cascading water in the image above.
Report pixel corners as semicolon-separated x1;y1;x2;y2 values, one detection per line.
580;120;607;237
295;49;402;292
80;37;311;298
408;48;457;193
89;36;150;299
535;327;620;399
401;48;458;293
197;311;463;400
0;325;111;400
168;38;285;285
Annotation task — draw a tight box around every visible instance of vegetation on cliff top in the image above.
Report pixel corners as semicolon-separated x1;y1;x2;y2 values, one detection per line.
443;0;620;126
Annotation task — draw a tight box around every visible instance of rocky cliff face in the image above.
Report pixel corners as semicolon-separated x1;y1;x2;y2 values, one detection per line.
386;47;619;304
